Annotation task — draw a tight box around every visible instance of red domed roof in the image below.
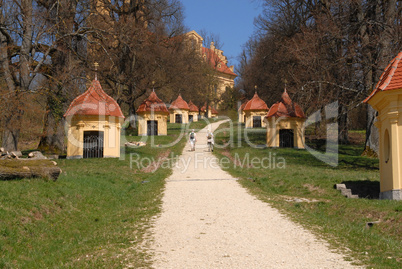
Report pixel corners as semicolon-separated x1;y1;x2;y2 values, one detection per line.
238;99;249;111
64;79;124;118
243;93;269;111
365;51;402;103
267;89;305;118
169;94;190;110
188;100;199;112
200;104;218;114
136;91;169;114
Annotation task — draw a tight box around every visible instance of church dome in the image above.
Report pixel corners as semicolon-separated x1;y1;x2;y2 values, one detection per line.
64;79;124;118
267;89;305;118
136;91;169;114
243;92;269;111
169;94;190;110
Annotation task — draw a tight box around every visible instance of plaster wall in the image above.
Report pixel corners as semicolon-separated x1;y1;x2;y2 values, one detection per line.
370;89;402;199
169;109;189;124
188;111;199;122
66;115;122;158
245;111;268;128
137;112;168;136
265;117;305;149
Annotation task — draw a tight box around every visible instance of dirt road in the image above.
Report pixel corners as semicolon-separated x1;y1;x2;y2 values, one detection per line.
150;120;359;268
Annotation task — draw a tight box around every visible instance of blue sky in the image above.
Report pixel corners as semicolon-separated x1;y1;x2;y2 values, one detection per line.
181;0;262;69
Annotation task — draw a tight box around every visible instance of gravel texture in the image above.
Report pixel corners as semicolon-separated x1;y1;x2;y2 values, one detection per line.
150;121;360;268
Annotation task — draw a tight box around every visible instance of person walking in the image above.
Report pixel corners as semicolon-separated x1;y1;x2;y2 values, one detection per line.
206;129;214;152
189;129;197;151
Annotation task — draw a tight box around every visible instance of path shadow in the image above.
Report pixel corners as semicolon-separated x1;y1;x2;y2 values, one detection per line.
342;180;380;199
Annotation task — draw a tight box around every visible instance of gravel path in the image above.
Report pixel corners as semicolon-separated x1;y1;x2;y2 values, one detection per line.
150;121;360;268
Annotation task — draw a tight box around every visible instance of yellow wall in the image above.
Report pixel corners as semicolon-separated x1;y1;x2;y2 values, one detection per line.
244;111;268;128
368;88;402;199
169;109;189;124
203;110;212;118
188;111;199;122
137;111;168;136
66;115;123;159
265;117;305;149
238;110;245;123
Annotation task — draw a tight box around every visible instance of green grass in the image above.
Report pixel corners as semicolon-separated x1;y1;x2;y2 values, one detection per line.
213;123;401;269
0;121;208;268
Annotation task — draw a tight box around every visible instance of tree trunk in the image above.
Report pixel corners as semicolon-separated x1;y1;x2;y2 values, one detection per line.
128;101;137;129
2;129;19;152
37;112;66;154
338;104;349;144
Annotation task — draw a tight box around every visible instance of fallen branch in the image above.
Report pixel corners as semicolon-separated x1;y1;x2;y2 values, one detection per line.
0;160;62;181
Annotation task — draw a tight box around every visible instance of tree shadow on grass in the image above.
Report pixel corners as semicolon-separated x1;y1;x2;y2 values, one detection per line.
342;180;380;199
339;157;379;170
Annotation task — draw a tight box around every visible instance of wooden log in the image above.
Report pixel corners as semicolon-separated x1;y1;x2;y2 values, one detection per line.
0;166;62;181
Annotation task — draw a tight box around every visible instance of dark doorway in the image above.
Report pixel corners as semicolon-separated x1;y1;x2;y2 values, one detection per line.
147;120;158;136
280;129;294;148
253;116;262;128
83;131;104;158
189;115;193;122
175;114;182;123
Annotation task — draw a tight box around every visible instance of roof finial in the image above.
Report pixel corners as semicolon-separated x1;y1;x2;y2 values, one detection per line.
254;85;257;93
152;81;155;92
94;62;99;80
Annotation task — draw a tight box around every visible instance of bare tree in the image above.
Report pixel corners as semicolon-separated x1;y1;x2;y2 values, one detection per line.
36;0;91;153
238;0;401;147
89;0;204;129
0;0;54;151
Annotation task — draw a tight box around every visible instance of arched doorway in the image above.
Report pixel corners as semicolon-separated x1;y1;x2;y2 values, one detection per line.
253;116;262;128
175;114;182;123
83;131;104;158
279;129;294;148
147;120;158;136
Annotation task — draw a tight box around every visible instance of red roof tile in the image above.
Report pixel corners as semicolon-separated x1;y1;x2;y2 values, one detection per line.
365;51;402;103
169;94;190;110
243;93;269;111
64;79;124;118
202;47;237;77
267;89;306;118
200;103;218;114
136;91;169;114
188;100;199;112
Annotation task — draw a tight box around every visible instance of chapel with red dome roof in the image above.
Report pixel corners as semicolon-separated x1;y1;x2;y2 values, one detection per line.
364;51;402;200
136;91;169;136
201;103;218;118
265;89;306;149
64;78;124;159
243;92;269;128
169;94;190;123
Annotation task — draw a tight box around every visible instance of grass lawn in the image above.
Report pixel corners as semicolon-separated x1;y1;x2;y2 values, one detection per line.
0;120;210;268
213;122;401;269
